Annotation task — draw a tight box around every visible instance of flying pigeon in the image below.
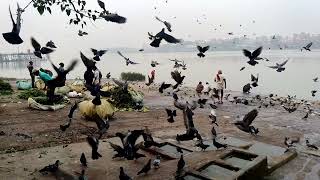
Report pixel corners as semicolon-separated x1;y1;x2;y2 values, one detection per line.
301;42;312;51
91;48;107;61
268;59;289;72
117;51;139;65
149;28;182;48
242;47;263;66
46;40;57;48
155;16;172;32
3;4;24;44
31;37;54;59
197;46;210;58
234;109;259;135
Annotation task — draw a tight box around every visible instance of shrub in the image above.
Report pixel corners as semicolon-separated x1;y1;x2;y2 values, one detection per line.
110;86;136;109
120;72;145;82
0;79;13;95
18;89;46;100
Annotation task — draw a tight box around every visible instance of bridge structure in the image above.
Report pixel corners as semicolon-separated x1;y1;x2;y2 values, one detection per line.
0;52;49;62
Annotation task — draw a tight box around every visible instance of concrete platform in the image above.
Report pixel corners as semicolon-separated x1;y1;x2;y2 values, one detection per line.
152;136;297;178
183;148;268;180
247;142;297;173
0;135;297;180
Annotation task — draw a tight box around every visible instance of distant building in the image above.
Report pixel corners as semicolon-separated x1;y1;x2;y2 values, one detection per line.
0;52;48;62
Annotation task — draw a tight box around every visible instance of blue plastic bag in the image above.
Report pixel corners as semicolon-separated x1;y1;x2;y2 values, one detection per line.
16;80;32;90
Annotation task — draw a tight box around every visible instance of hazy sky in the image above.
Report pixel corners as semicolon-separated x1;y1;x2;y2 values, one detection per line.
0;0;320;60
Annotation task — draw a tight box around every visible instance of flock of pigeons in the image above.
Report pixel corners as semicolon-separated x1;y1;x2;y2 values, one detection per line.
2;1;320;179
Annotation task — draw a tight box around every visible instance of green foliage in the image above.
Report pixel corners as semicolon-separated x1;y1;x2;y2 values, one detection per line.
32;0;95;30
120;72;146;82
30;0;126;33
109;87;136;109
0;79;13;95
18;89;46;100
33;97;65;105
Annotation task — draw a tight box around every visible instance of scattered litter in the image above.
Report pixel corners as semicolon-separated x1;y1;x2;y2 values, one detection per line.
15;133;32;139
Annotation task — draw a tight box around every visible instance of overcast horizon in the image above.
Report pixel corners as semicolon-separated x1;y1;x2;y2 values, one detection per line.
1;0;320;61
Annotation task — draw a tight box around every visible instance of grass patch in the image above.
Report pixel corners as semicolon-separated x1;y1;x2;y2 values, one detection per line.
121;72;145;82
0;79;13;95
18;89;46;100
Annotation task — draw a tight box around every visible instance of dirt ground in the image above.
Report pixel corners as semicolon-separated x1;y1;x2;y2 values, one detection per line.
0;81;320;179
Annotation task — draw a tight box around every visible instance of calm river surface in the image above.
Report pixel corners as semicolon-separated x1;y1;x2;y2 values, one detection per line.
1;49;320;100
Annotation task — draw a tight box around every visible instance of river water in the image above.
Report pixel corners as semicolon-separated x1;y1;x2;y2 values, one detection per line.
1;49;320;100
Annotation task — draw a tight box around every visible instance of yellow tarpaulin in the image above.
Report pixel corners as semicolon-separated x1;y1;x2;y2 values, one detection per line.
78;99;115;120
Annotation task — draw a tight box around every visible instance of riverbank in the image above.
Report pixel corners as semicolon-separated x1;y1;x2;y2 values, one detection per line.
0;79;320;179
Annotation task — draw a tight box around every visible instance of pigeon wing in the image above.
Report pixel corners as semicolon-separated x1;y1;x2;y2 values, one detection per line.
163;83;171;89
164;21;172;32
98;50;107;56
80;52;96;69
242;49;252;58
31;37;41;51
40;47;54;54
103;13;127;24
9;6;17;32
162;32;181;44
95;117;109;131
109;142;124;152
251;74;257;82
268;65;279;69
155;16;164;23
252;46;263;59
279;59;289;67
117;51;127;59
202;46;210;53
91;48;98;56
306;42;313;49
197;46;203;52
242;109;258;127
97;0;106;11
171;71;180;83
127;130;144;147
148;32;154;39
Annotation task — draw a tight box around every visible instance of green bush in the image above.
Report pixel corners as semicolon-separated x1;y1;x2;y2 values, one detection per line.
0;79;13;95
120;72;145;82
18;89;46;100
109;87;136;109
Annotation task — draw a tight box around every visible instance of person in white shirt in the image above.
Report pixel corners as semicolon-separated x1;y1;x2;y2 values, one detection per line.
203;82;210;95
214;70;227;104
93;66;101;86
92;66;102;95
